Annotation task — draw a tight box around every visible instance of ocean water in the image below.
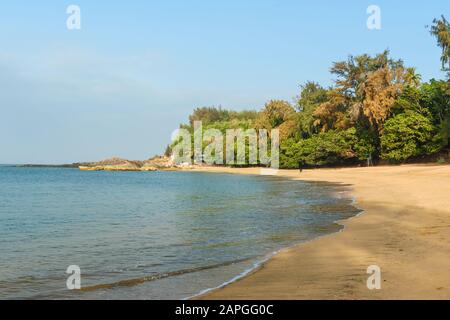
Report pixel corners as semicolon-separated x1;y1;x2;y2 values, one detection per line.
0;166;360;300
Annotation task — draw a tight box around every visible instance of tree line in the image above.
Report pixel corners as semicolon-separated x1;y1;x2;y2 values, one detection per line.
168;16;449;169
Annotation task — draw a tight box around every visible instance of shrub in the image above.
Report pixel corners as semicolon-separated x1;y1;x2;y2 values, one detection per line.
381;111;441;162
280;128;358;168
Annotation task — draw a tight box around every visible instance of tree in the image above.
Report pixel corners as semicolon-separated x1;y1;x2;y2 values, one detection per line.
296;82;329;137
381;111;439;162
420;80;450;147
429;15;450;73
404;67;422;88
280;128;358;168
313;51;407;136
355;65;405;133
255;100;297;139
312;89;349;132
188;106;230;126
164;144;172;157
280;138;303;169
297;82;329;112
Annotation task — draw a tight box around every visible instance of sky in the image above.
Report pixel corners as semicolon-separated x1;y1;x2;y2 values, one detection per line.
0;0;448;164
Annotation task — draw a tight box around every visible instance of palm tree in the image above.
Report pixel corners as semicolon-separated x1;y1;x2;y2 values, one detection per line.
429;15;450;72
404;67;422;87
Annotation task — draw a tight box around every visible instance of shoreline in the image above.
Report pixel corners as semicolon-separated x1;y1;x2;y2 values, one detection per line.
191;165;450;300
186;170;363;300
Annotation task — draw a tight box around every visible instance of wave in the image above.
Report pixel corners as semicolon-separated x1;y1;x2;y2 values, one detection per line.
78;257;256;292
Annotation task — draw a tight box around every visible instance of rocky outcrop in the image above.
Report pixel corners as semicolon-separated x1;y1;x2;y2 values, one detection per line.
143;156;174;169
78;156;174;172
78;157;142;171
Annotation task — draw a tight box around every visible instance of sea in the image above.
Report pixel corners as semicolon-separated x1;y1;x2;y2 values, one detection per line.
0;166;361;299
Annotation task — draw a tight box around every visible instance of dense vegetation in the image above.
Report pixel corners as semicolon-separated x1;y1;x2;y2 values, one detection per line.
168;17;450;168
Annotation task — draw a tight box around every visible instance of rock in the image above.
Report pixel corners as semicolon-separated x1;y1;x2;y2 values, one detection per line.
78;157;143;171
77;156;177;172
141;165;157;171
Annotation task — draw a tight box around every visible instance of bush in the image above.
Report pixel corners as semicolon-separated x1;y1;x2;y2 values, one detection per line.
280;128;358;168
381;111;441;162
280;138;303;169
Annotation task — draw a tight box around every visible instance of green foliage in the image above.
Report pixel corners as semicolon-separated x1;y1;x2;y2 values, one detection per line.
392;86;426;115
281;128;358;168
429;15;450;72
381;111;441;162
173;17;449;167
203;119;256;133
164;144;172;157
189;106;258;127
330;50;404;98
279;138;303;169
296;82;329;137
353;128;379;160
420;80;450;147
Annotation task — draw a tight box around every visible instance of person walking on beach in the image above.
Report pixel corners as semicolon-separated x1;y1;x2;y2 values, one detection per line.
298;160;303;173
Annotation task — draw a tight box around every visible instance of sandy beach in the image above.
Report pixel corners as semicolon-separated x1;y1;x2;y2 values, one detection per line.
192;164;450;300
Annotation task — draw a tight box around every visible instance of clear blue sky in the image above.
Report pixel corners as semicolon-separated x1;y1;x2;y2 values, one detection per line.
0;0;448;164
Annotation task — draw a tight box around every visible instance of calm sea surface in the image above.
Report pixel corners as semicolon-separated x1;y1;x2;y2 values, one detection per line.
0;166;360;299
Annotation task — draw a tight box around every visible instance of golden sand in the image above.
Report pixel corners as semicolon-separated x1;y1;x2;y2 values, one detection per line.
191;165;450;300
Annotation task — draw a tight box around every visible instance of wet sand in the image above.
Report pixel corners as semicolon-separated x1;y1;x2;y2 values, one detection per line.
192;165;450;299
